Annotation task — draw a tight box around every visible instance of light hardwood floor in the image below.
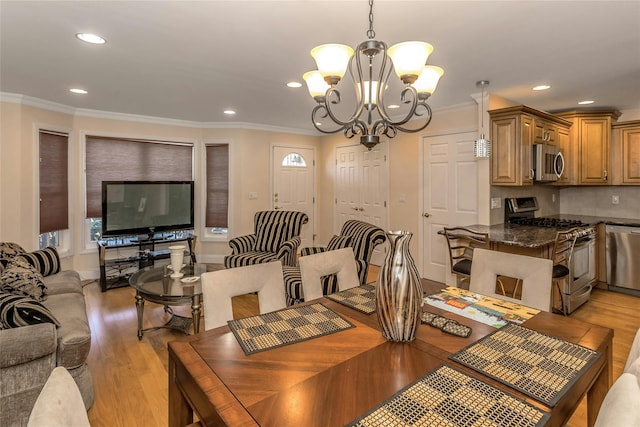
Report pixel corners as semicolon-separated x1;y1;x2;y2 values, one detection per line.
83;272;639;427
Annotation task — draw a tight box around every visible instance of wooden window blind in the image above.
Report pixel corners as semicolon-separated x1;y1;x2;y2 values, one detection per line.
39;130;69;234
85;136;193;218
205;144;229;228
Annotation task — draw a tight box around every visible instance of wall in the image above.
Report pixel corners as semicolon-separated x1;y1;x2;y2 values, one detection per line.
560;186;640;219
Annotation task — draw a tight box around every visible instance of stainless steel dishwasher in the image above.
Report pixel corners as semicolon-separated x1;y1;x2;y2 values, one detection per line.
606;225;640;296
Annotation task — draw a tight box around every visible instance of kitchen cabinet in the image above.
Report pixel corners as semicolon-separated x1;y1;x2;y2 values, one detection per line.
489;105;571;186
554;109;621;185
611;120;640;185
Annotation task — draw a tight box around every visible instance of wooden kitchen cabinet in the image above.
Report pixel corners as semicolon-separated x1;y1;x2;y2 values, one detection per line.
555;109;621;185
489;105;570;186
611;120;640;185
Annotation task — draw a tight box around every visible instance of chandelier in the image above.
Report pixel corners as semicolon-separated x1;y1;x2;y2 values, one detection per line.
303;0;444;149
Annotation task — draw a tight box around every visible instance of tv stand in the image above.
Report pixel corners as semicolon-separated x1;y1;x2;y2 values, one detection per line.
97;232;197;292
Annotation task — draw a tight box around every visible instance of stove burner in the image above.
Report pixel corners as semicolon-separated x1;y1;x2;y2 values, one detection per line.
510;217;586;229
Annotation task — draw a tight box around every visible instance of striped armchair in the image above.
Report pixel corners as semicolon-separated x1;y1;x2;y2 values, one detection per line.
224;210;308;268
283;220;387;305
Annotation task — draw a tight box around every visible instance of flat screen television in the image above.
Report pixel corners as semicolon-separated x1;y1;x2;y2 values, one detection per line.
101;180;194;238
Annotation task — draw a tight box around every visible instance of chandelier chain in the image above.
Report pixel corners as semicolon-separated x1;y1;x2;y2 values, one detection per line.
367;0;375;39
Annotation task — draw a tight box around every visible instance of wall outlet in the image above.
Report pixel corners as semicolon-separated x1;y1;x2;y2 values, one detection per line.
491;197;501;209
399;193;406;203
248;192;258;200
612;195;620;205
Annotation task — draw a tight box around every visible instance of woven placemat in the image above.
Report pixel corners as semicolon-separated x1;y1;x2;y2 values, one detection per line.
326;284;376;314
449;323;600;407
348;364;549;427
228;303;355;355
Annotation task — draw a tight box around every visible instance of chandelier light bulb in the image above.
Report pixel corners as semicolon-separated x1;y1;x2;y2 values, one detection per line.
310;44;354;85
303;71;331;101
387;41;434;84
413;66;444;98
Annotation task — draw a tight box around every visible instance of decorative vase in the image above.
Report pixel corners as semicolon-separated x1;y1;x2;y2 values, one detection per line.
168;245;186;278
375;230;423;342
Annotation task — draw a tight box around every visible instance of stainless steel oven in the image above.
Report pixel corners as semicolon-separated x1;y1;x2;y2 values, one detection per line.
559;231;596;313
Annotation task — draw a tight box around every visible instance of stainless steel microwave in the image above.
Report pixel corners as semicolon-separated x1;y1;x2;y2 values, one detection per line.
533;143;565;182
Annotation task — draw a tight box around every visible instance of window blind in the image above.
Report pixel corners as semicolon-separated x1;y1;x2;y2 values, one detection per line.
85;136;193;218
39;131;69;233
205;144;229;228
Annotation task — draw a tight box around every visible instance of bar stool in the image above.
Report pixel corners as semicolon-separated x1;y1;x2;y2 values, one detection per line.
549;228;579;315
443;227;490;289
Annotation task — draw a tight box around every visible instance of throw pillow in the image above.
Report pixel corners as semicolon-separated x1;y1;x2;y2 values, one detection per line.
0;242;26;259
0;292;59;329
0;257;47;301
327;235;352;251
16;246;61;277
254;222;286;253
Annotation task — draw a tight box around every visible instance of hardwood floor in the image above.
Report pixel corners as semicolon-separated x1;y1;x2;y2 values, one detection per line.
83;272;639;427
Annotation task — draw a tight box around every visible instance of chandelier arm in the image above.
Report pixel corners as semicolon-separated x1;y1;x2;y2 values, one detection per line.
394;103;434;133
310;104;349;134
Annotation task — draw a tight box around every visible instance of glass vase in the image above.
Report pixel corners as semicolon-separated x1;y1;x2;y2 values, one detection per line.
375;230;423;342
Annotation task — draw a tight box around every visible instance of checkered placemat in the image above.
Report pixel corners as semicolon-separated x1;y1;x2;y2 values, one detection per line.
348;364;549;427
449;323;600;407
228;303;355;355
326;284;376;314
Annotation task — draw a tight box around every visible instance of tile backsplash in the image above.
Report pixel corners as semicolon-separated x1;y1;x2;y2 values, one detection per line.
489;185;639;224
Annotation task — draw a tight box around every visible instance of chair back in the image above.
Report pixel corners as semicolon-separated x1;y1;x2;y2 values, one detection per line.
469;248;553;312
253;210;309;242
550;227;579;268
339;220;386;283
28;367;90;427
200;261;287;330
299;248;360;301
443;227;489;277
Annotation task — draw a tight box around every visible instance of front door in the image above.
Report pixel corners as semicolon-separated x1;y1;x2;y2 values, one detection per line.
421;131;478;284
272;146;315;248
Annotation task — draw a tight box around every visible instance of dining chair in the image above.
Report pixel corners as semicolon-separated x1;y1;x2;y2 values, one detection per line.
624;328;640;377
443;227;490;289
200;261;287;330
469;248;553;312
594;373;640;427
298;247;360;302
27;367;90;427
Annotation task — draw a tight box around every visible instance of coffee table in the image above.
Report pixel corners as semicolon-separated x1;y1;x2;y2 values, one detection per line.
129;263;207;340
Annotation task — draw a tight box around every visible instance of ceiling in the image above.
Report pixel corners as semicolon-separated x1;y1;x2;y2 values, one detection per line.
2;1;639;134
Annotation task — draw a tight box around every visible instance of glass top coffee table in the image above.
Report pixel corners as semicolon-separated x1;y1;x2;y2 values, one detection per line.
129;263;208;340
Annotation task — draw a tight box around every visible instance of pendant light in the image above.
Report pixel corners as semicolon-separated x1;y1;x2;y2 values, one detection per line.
474;80;491;158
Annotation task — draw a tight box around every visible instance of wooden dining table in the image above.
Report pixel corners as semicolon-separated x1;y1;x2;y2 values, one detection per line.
168;284;613;427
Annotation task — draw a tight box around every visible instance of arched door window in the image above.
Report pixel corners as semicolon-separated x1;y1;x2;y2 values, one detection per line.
282;152;306;167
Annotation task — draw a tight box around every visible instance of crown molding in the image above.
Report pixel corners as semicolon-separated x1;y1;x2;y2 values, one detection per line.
1;91;319;136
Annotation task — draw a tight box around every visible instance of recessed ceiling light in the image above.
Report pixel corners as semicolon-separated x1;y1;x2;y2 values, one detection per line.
388;104;400;109
287;82;302;88
578;100;595;105
69;88;88;94
76;33;106;45
532;85;551;91
223;110;236;115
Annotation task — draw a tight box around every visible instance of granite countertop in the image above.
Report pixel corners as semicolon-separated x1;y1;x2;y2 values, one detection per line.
451;215;640;249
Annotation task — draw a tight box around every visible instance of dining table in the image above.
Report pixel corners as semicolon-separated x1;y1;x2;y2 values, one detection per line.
168;282;613;427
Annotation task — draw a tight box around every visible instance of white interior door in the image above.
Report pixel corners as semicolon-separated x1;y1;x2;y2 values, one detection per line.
336;142;388;265
272;146;315;248
421;132;478;284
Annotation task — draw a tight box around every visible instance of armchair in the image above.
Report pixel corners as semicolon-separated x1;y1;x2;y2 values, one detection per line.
283;220;386;305
224;210;308;268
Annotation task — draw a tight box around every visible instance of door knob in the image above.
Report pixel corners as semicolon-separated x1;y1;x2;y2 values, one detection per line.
423;212;431;218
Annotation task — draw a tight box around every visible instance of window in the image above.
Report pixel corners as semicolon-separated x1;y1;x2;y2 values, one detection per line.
205;144;229;236
282;152;306;167
39;130;69;250
85;136;193;242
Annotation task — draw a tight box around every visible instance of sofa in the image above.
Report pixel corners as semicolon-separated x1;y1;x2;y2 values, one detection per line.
0;243;93;427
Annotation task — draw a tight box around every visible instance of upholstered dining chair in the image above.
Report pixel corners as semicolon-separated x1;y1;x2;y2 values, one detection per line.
298;247;360;302
469;248;553;312
27;367;90;427
443;227;490;289
200;261;287;330
283;219;386;305
594;373;640;427
224;210;308;268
